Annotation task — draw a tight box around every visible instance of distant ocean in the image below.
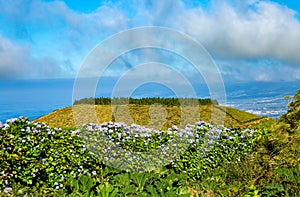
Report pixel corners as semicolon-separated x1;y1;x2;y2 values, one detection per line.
0;79;299;123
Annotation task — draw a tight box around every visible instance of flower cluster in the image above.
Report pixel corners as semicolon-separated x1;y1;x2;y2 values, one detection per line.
1;116;256;194
79;122;196;171
79;121;255;173
172;122;255;178
0;117;99;195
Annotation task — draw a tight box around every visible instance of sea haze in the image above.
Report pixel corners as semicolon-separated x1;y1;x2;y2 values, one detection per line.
0;79;299;123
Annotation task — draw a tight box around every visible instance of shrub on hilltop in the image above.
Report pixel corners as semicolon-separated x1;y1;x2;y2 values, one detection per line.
278;89;300;133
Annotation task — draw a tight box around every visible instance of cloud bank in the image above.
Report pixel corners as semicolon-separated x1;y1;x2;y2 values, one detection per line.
180;0;300;65
0;0;299;81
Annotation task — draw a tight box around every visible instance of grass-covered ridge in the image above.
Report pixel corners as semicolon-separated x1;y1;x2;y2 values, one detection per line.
35;97;266;129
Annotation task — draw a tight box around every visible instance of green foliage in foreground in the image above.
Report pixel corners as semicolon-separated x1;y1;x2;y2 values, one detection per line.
1;118;299;196
0;117;101;196
1;89;300;196
74;97;218;106
1;118;257;196
59;170;190;197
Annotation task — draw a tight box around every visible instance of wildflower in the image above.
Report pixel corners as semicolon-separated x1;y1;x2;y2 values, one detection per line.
187;131;194;137
172;125;178;130
117;133;122;139
6;118;17;124
92;170;97;175
3;124;9;129
228;136;234;140
3;187;12;194
71;130;80;134
196;121;206;126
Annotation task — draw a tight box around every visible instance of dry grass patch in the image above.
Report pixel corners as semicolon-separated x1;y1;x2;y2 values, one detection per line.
35;104;265;129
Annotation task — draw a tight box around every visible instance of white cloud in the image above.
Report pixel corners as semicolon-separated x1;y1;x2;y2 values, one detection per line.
0;35;32;78
0;0;300;81
0;34;65;79
0;0;129;78
219;59;300;82
179;0;300;66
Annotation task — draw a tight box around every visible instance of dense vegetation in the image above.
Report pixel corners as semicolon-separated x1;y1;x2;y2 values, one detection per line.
73;97;218;106
0;118;258;196
0;90;299;196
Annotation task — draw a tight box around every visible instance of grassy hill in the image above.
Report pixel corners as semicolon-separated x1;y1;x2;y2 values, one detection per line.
34;104;268;129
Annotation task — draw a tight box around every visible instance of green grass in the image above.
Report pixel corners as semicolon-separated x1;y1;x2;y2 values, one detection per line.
215;106;266;123
35;104;265;129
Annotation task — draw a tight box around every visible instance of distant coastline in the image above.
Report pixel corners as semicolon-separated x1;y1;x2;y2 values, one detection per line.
1;79;300;122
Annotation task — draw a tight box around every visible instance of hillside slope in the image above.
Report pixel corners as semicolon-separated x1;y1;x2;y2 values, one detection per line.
269;89;300;166
245;89;300;196
34;104;266;129
278;89;300;133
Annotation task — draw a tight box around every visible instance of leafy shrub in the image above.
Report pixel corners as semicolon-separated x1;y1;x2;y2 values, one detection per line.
279;89;300;132
0;117;100;195
77;121;256;180
172;122;256;180
0;116;258;196
74;97;218;106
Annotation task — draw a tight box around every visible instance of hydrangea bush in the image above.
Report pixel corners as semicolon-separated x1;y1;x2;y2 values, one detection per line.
79;122;196;172
1;117;257;196
172;122;255;180
0;117;100;195
78;121;255;178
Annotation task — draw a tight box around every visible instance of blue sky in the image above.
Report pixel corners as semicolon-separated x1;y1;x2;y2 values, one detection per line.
0;0;300;82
